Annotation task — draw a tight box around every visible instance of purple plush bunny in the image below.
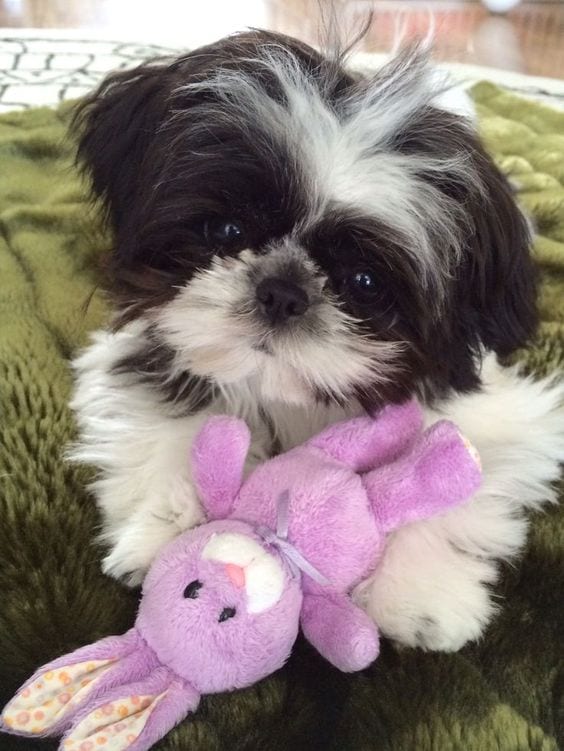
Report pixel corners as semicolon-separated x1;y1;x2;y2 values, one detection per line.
1;401;481;751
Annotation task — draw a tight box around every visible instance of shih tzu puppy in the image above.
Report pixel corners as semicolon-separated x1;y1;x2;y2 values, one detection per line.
70;30;564;651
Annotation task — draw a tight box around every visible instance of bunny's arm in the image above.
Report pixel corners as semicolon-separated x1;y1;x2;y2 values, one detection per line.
300;591;379;672
62;666;200;751
192;416;251;519
1;629;155;739
364;420;482;534
306;400;423;472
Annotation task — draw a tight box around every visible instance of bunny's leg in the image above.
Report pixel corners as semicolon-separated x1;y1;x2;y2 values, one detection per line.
300;591;379;672
306;399;423;472
365;420;482;534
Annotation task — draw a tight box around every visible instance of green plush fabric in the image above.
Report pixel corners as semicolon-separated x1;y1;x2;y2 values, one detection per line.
0;83;563;751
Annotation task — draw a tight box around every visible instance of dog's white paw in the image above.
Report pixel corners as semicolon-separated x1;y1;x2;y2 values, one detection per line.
100;485;204;586
102;550;150;588
354;523;497;651
100;517;177;586
387;588;495;652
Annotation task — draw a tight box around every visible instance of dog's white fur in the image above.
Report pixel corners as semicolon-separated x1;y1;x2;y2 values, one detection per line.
69;48;564;651
71;326;564;651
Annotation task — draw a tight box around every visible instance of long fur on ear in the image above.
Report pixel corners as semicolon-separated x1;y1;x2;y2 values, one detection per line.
71;31;331;246
72;60;176;233
462;140;538;358
389;103;538;397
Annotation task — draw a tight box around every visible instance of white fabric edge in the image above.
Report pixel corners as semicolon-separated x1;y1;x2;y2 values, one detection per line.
2;29;563;88
0;27;190;49
1;28;564;101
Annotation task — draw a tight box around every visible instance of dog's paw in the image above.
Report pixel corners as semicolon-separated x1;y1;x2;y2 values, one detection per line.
101;548;150;588
168;481;204;532
98;473;205;586
100;511;189;587
399;596;494;652
354;525;497;652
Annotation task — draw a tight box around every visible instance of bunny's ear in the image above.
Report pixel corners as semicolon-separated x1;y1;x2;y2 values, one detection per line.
306;399;423;472
192;416;251;519
62;667;199;751
1;629;142;738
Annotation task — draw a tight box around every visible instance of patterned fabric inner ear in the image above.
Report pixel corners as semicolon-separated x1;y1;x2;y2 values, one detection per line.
2;658;117;734
63;691;168;751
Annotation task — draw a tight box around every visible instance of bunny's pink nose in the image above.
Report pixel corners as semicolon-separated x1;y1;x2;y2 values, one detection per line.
225;563;246;588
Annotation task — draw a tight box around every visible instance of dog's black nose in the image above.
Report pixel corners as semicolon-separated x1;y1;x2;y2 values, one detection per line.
256;277;309;325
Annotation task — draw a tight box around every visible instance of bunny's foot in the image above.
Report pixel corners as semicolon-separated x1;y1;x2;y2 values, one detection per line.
301;591;380;671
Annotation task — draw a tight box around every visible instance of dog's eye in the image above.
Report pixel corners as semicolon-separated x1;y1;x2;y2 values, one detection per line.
204;217;245;250
183;580;203;599
351;270;378;297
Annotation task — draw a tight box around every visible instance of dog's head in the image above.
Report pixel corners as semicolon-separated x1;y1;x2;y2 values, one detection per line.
74;30;537;410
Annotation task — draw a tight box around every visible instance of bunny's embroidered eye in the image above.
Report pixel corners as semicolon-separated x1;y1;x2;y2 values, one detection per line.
183;580;203;599
218;606;237;622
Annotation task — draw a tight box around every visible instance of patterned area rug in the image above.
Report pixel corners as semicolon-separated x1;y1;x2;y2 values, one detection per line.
0;35;177;111
1;30;564;113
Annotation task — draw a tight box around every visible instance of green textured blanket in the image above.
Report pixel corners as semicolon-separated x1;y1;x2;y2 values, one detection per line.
0;83;563;751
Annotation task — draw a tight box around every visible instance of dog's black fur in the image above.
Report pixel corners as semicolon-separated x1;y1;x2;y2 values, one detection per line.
73;30;537;409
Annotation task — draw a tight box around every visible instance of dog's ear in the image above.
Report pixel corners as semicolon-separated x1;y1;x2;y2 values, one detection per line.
462;140;538;357
402;109;539;392
72;61;175;232
72;30;324;238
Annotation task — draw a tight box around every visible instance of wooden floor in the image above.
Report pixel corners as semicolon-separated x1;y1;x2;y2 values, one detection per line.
0;1;563;78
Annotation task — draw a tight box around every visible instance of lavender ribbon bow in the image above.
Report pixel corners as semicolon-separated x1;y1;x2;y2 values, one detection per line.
256;490;331;587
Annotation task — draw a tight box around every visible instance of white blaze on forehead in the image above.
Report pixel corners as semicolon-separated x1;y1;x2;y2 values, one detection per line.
202;532;286;614
179;46;478;293
269;58;470;288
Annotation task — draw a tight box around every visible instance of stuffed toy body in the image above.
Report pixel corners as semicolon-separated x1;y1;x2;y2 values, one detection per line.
1;400;481;751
